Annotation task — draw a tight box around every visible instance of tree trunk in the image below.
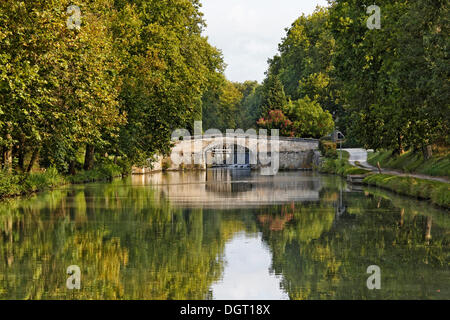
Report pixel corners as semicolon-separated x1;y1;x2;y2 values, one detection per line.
18;146;25;171
17;133;26;171
83;144;95;171
376;162;382;174
69;160;76;175
3;127;13;172
26;148;39;173
422;145;433;160
3;148;12;173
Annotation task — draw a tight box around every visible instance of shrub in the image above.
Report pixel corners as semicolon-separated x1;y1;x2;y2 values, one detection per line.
319;140;338;159
319;158;370;176
0;168;65;199
23;167;65;192
0;171;21;198
69;163;122;184
257;109;294;137
116;158;132;176
285;97;335;138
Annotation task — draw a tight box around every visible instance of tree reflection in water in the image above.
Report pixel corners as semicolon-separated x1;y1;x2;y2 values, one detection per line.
0;171;448;299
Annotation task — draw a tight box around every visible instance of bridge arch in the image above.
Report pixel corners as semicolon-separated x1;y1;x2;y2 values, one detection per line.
203;141;253;168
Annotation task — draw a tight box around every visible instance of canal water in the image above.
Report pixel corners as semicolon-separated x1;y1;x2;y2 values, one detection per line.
0;170;448;299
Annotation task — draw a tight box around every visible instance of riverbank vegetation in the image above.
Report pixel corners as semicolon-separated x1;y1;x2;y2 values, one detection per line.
0;163;123;199
0;167;64;199
368;150;450;178
319;155;450;208
318;146;450;208
364;175;450;209
319;154;372;177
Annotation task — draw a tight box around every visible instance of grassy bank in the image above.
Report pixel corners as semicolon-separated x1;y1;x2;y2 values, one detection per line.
0;163;123;200
368;150;450;178
319;151;372;177
364;174;450;209
320;152;450;209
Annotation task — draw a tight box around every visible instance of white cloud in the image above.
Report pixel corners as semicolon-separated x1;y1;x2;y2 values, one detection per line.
201;0;329;83
210;232;288;300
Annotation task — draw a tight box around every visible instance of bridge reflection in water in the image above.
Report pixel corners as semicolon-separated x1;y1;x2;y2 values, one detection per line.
131;169;322;208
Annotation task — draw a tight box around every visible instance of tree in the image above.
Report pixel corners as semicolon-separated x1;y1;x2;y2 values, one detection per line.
0;0;225;173
0;0;124;173
260;74;287;116
112;0;225;165
237;82;263;130
257;110;294;137
285;97;335;138
257;97;334;139
328;0;449;153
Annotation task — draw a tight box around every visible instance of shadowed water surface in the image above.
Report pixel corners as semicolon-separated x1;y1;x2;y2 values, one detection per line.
0;170;448;299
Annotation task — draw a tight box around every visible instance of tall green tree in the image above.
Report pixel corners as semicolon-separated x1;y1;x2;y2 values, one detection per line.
0;0;123;173
112;0;224;165
260;74;287;116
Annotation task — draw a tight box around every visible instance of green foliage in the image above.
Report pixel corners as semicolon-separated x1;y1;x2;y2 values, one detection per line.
161;158;172;171
114;0;225;163
260;75;287;115
0;168;65;199
319;140;338;159
0;171;21;198
368;150;450;177
234;81;263;129
0;0;125;172
275;7;339;116
256;97;334;139
68;163;122;184
0;0;224;174
319;157;370;177
202;79;262;131
364;174;450;208
252;1;449;151
0;162;125;200
284;97;334;138
328;0;449;152
431;185;450;208
23;167;65;192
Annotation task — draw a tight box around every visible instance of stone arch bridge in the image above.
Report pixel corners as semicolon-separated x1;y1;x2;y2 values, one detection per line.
134;134;320;174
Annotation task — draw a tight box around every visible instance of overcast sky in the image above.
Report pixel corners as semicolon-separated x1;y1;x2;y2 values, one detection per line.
201;0;329;83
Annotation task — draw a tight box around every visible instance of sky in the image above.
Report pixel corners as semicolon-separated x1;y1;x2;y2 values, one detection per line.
210;232;289;300
201;0;329;83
